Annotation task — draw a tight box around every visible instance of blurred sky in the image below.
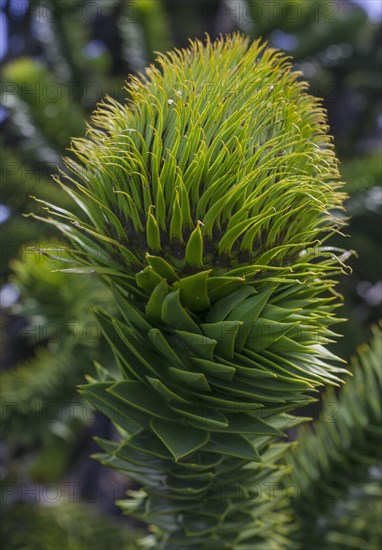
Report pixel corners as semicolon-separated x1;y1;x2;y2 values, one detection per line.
354;0;382;21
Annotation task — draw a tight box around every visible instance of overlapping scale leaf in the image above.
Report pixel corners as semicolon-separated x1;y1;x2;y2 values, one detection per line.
79;264;347;547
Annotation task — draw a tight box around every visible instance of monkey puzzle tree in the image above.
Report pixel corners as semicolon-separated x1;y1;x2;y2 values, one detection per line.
35;34;350;548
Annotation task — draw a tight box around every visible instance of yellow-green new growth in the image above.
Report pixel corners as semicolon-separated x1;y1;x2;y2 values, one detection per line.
40;33;345;279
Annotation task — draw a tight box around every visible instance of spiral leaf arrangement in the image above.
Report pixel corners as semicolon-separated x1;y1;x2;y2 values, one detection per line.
37;34;349;548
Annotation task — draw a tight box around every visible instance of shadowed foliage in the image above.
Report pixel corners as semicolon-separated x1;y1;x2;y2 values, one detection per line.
287;323;382;549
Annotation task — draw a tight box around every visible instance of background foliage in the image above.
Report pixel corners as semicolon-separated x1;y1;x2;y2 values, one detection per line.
1;1;381;548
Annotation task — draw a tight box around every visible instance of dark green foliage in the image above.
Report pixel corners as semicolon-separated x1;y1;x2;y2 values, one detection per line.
333;151;382;358
341;152;381;286
1;245;111;445
287;324;382;549
2;502;142;550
